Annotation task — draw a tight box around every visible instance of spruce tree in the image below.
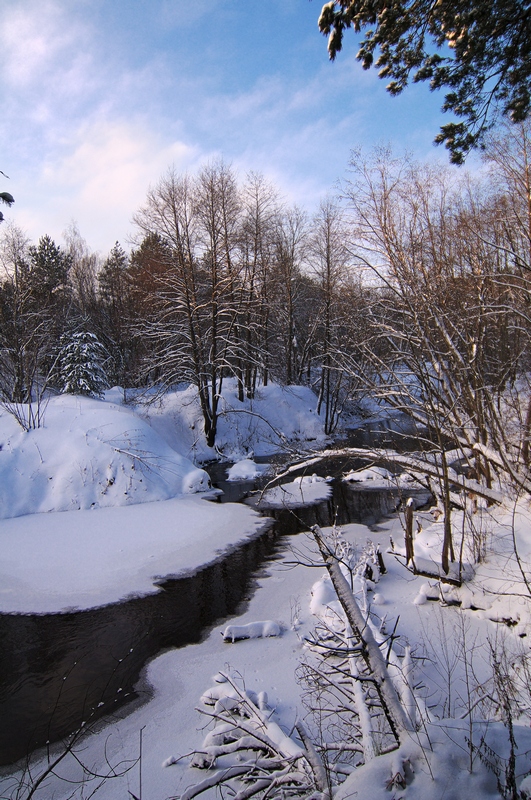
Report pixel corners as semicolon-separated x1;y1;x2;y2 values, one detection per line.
58;331;108;398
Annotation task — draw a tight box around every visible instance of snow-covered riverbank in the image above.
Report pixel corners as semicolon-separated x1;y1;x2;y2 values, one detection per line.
4;383;531;799
0;382;327;613
0;496;267;613
6;508;531;799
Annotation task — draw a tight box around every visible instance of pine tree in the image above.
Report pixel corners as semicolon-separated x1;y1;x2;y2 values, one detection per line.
57;331;108;398
319;0;531;163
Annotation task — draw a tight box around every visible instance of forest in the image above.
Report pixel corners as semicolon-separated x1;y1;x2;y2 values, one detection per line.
3;122;531;799
2;122;531;476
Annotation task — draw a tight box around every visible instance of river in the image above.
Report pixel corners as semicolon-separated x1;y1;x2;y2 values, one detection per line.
0;431;430;766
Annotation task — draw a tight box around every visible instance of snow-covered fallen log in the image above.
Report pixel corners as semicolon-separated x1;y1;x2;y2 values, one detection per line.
270;447;507;505
221;620;281;642
311;525;413;743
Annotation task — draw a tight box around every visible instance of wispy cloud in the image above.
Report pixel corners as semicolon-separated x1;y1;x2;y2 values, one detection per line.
15;117;198;253
0;0;449;253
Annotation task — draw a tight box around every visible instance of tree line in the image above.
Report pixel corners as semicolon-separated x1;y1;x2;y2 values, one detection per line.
0;164;365;442
1;122;531;486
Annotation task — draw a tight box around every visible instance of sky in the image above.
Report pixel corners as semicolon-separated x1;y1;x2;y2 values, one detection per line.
0;0;456;257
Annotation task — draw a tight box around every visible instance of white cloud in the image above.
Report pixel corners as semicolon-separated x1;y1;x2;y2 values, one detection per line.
15;118;200;253
0;0;451;257
0;1;90;89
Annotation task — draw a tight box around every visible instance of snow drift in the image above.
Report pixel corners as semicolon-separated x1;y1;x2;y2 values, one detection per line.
0;394;210;520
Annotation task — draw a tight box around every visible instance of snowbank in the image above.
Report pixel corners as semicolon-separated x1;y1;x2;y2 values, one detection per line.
0;394;210;520
0;381;329;612
344;465;422;489
0;495;266;613
226;458;268;481
141;380;328;461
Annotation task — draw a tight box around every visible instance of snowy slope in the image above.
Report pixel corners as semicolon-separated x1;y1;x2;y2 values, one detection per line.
0;394;210;519
142;379;328;461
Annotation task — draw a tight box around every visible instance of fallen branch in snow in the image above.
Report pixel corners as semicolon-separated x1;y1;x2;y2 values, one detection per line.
173;671;321;800
270;447;506;505
392;552;463;586
295;720;331;799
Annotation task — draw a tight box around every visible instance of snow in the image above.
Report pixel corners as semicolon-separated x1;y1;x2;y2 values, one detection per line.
0;496;266;613
258;474;331;508
226;458;268;481
6;514;531;799
4;382;531;798
343;465;422;489
0;394;212;520
0;383;323;612
143;379;328;461
221;620;281;641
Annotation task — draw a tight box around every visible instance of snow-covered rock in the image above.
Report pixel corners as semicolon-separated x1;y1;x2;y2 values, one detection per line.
226;459;267;482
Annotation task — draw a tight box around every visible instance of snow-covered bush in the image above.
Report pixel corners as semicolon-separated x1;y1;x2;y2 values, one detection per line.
166;671;328;800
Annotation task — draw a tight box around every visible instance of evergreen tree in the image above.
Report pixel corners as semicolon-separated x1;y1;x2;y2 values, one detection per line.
27;234;72;308
57;331;108;397
319;0;531;162
97;242;138;387
98;241;129;303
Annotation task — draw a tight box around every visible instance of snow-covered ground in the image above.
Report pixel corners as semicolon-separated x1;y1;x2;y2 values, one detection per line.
0;383;325;613
5;510;531;799
257;474;332;508
3;383;531;798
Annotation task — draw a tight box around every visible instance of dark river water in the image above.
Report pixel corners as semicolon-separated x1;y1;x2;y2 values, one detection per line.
0;428;430;766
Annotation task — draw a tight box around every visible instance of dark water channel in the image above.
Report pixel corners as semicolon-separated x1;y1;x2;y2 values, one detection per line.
0;431;428;767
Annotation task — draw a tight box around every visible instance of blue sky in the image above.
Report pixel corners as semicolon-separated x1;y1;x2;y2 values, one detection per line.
1;0;455;255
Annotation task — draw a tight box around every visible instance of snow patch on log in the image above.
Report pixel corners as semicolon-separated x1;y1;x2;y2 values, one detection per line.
222;620;281;642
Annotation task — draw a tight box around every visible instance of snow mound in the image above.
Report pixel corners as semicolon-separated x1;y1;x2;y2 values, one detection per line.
258;475;331;508
0;394;210;519
226;459;267;482
222;620;281;642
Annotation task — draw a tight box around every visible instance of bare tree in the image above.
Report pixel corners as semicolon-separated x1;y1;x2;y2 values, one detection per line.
132;164;246;447
338;147;531;569
238;172;282;395
269;205;310;385
308;198;351;434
